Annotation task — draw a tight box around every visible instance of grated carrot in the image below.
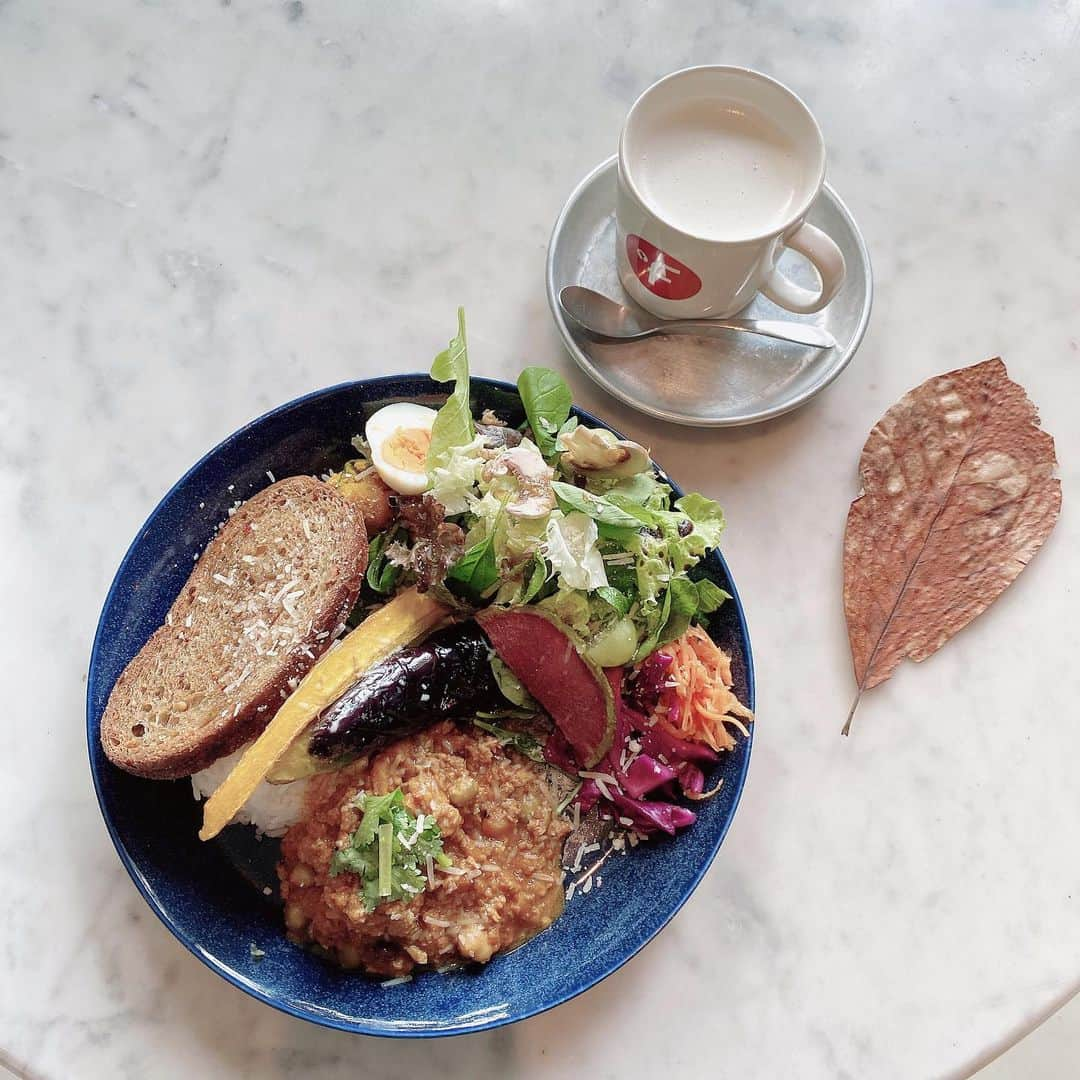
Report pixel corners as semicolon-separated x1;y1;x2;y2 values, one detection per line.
655;625;754;752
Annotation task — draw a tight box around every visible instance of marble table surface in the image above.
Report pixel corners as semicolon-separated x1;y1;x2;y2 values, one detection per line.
3;2;1078;1077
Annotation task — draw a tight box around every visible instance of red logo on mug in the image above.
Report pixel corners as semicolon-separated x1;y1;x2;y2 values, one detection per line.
626;235;702;300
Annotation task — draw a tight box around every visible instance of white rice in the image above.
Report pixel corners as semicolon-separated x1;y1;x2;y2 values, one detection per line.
190;742;308;838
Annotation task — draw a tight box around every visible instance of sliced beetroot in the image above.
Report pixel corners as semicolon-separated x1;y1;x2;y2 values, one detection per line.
476;607;615;768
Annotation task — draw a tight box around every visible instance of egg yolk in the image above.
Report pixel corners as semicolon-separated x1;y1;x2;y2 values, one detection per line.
383;427;432;472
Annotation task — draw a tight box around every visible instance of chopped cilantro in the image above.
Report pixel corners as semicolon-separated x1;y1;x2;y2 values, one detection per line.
329;789;451;912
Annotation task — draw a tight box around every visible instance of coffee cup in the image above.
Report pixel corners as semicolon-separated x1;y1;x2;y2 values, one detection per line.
616;65;845;320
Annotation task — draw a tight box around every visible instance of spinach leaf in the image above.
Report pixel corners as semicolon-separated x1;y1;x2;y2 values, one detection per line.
517;367;572;458
596;521;641;545
446;530;499;601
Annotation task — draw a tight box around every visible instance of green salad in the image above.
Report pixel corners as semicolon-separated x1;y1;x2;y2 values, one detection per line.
358;308;730;669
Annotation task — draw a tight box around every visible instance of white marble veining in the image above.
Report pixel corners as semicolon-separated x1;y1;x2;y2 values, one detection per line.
3;2;1079;1077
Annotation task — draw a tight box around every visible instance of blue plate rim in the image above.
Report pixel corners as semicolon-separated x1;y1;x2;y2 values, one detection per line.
86;373;755;1038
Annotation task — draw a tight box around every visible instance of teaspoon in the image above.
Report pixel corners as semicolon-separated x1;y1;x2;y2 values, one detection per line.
559;285;836;349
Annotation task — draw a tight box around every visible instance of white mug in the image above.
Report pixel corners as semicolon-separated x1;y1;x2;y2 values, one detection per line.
616;66;845;320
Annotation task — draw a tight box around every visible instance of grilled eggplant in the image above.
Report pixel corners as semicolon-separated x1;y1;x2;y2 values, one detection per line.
307;621;503;760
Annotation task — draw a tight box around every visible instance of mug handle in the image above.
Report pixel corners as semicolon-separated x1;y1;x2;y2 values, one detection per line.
761;222;846;314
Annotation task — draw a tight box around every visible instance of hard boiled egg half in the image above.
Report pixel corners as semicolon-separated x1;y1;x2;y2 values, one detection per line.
364;402;439;495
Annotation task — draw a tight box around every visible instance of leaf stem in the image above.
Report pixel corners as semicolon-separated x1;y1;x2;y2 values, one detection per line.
842;691;862;737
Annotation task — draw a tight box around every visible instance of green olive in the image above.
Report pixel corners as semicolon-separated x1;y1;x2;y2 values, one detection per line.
584;616;638;668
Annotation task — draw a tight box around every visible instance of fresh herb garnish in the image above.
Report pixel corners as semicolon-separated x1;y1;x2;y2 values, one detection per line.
517;367;572;459
472;719;545;763
329;789;450;912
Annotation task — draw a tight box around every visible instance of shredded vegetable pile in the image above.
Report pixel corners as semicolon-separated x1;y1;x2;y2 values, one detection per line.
640;626;753;753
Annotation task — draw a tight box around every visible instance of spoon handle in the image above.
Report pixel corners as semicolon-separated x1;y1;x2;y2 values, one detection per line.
654;318;836;349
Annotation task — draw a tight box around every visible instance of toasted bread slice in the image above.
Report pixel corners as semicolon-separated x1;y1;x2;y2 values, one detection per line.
101;476;369;779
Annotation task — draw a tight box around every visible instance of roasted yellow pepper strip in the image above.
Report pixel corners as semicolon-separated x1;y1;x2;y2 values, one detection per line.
199;588;449;841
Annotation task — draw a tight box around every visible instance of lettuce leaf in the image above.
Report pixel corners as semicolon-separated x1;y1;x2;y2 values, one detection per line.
551;481;645;529
428;435;486;514
675;492;726;553
517;367;572;459
633;573;730;659
544;510;608;591
468;487;549;564
694;578;731;613
536;584;592;635
427;308;475;475
593;470;673;512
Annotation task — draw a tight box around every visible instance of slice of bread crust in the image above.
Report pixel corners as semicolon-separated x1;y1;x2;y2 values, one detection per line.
101;476;369;779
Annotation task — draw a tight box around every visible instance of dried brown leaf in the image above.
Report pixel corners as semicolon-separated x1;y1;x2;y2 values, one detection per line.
842;357;1061;733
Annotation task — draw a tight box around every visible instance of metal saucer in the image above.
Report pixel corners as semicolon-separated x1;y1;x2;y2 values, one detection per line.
546;156;873;427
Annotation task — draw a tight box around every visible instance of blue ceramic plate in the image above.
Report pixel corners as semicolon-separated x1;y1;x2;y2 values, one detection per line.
87;375;755;1037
